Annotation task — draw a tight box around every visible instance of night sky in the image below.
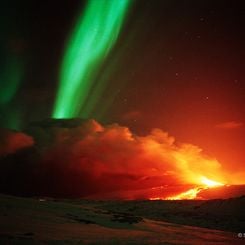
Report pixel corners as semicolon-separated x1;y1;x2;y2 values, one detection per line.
0;0;244;177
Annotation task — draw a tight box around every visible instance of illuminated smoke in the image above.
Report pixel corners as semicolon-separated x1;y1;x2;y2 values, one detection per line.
0;129;33;156
0;119;234;199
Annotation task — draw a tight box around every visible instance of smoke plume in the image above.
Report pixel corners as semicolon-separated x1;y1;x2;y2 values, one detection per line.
0;119;228;198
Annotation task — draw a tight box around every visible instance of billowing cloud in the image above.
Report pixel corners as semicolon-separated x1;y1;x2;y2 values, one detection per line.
0;119;238;199
215;121;243;129
0;129;34;155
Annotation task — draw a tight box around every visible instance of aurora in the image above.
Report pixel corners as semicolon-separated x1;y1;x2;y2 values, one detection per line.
53;0;131;118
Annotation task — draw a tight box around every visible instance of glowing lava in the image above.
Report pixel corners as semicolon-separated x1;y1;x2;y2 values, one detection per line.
200;176;224;187
150;177;225;200
164;188;201;200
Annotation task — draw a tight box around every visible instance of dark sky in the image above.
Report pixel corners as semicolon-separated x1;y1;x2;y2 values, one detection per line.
0;0;244;172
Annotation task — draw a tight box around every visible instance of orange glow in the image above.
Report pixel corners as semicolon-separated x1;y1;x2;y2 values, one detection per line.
200;176;224;187
165;188;201;200
149;187;201;200
140;129;231;200
149;177;225;200
165;177;224;200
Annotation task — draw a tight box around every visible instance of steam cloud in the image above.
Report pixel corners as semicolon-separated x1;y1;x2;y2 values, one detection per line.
0;119;225;198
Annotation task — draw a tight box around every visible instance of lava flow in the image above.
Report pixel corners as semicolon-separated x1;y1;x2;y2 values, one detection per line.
150;176;225;200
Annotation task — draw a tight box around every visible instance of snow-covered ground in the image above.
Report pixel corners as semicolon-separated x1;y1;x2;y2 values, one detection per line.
0;194;244;244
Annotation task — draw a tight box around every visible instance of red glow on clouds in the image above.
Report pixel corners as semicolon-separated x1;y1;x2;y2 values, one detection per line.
0;120;244;199
0;129;34;155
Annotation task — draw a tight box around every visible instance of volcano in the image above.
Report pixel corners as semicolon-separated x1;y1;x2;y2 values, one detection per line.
0;118;244;200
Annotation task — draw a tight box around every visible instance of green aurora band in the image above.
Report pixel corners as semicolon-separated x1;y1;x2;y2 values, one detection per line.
0;57;24;130
53;0;131;118
0;57;23;106
0;2;25;130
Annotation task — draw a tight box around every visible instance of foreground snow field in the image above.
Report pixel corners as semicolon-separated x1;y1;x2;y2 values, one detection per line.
0;194;244;244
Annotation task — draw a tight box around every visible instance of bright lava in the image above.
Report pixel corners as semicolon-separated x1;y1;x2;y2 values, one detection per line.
150;177;225;200
200;176;224;187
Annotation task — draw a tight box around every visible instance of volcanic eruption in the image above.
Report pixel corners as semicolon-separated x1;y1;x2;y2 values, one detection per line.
0;0;244;201
0;118;244;200
1;1;245;244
